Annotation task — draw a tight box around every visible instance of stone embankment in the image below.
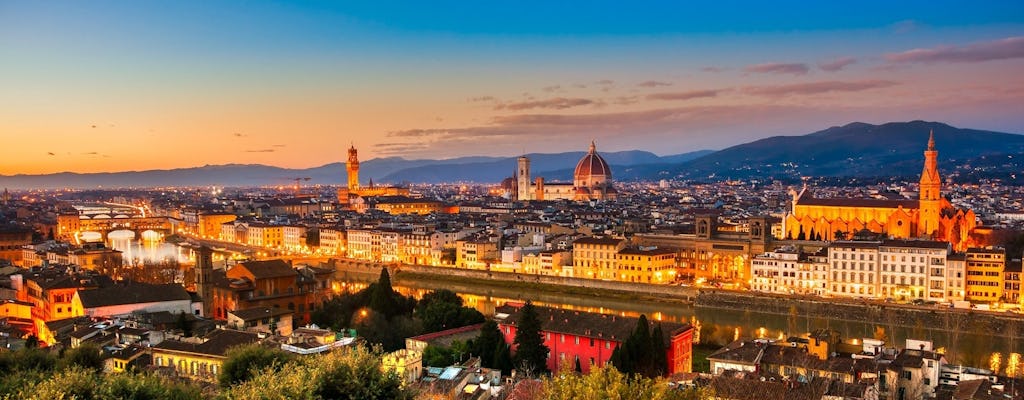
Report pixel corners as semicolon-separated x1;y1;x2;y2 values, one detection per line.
696;289;1024;339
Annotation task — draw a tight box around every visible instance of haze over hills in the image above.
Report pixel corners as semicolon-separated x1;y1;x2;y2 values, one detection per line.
1;121;1021;189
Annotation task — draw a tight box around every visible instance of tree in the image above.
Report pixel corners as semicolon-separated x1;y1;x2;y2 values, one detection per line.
543;364;693;400
24;335;39;349
513;301;550;375
58;344;105;372
369;268;399;318
472;320;505;368
611;315;668;378
219;344;294;387
175;312;193;337
492;341;514;375
417;289;484;333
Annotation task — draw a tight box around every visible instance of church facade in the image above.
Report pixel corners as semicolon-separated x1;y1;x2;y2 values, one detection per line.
512;141;617;202
784;132;977;250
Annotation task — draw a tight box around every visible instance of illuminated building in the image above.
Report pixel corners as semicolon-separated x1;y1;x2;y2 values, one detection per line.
368;195;445;215
512;141;618;202
69;242;123;273
878;240;950;301
151;329;260;382
245;223;283;248
57;213;174;245
636;215;772;283
71;282;193;318
827;241;881;298
965;247;1005;303
455;239;498;269
785;132;977;251
336;145;410;207
0;224;32;264
572;236;626;280
495;304;693;375
615;247;676;284
203;259;333;323
227;306;294;336
197;212;235;238
751;248;829;296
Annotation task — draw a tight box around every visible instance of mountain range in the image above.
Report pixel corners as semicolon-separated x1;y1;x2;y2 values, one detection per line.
1;121;1021;189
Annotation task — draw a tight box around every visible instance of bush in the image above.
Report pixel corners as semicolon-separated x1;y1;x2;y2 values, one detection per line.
219;344;294;387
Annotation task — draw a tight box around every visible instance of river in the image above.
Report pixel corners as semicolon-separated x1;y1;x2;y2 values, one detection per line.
337;271;1023;373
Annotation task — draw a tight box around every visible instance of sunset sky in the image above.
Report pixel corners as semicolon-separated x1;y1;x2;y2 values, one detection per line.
2;1;1023;175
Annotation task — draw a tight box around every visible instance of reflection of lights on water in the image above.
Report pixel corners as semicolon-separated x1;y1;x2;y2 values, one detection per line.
1008;353;1021;378
991;352;1003;375
734;327;740;341
757;327;766;338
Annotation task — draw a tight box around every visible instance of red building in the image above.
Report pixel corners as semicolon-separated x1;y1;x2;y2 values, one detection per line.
494;304;693;375
198;256;334;324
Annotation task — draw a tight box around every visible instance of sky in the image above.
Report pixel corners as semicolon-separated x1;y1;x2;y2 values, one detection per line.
2;1;1023;174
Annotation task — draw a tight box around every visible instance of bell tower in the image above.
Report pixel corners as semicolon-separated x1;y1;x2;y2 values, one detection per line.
196;246;214;318
346;145;360;191
517;155;531;201
918;130;941;236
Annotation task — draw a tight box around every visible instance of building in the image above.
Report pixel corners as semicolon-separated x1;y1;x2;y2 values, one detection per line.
572;236;626;280
197;213;236;239
227;306;294;336
72;282;194;318
336;145;410;207
637;215;773;283
456;239;499;269
615;247;676;284
784;132;977;251
495;304;693;375
203;259;333;323
878;240;951;302
151;329;260;382
882;341;946;400
370;196;446;215
0;225;33;264
828;241;881;298
965;248;1005;303
69;243;123;274
512;141;618;202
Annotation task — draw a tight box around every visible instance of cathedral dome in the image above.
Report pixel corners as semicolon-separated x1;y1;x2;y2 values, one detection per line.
574;141;611;179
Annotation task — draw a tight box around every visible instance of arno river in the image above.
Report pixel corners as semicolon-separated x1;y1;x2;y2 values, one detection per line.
338;271;1023;374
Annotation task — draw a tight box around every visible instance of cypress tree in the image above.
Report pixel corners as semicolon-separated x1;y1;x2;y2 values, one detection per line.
493;341;514;375
512;301;549;374
369;268;398;317
651;323;668;377
473;320;504;368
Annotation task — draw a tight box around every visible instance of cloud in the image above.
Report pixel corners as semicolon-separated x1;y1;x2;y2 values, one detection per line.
890;19;918;34
595;79;614;85
272;144;287;148
373;142;432;154
613;96;640;105
82;152;99;156
495;97;596;111
744;62;811;76
637;80;672;88
542;85;561;93
885;36;1024;64
468;96;495;102
743;80;899;97
819;57;857;72
646;89;722;101
244;149;275;153
47;152;55;156
701;66;728;73
233;132;246;138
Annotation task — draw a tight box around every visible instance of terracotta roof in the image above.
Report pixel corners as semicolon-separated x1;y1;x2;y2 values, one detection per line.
572;236;624;246
574;141;612;178
77;282;191;309
228;306;293;322
796;197;919;209
709;375;830;400
236;260;296;279
153;329;259;358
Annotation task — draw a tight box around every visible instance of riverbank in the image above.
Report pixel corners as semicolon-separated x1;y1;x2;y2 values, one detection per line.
329;259;1024;341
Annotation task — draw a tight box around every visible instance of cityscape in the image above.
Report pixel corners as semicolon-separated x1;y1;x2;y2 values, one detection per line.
2;3;1024;400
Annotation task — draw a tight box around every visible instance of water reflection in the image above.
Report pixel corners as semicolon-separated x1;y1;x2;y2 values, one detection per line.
325;274;1024;370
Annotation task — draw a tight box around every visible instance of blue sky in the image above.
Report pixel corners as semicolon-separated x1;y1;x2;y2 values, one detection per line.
1;1;1023;173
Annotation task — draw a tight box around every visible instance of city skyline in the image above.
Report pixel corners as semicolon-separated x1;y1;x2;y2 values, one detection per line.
3;2;1024;175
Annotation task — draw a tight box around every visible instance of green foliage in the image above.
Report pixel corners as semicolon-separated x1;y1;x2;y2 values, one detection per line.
543;363;695;400
471;320;504;368
24;334;39;349
492;340;514;374
7;367;201;400
513;300;550;375
369;268;400;318
311;268;417;351
223;346;415;400
422;345;455;367
219;343;294;387
59;343;106;372
416;289;485;333
0;347;57;373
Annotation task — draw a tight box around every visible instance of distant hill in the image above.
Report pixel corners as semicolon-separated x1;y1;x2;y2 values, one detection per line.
0;150;710;189
674;121;1024;181
3;120;1020;189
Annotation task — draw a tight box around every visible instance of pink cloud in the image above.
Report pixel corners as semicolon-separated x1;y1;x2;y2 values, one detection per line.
819;57;857;72
744;62;810;76
743;80;899;97
495;97;595;111
885;36;1024;64
646;89;722;101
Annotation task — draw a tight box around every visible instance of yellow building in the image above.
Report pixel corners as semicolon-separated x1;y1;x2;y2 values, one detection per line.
965;247;1005;303
572;236;626;280
198;213;236;239
151;329;260;382
455;240;498;269
371;196;445;215
784;132;977;251
615;247;676;284
246;224;283;248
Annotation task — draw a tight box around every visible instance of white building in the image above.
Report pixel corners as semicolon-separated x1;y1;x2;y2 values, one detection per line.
878;240;951;302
